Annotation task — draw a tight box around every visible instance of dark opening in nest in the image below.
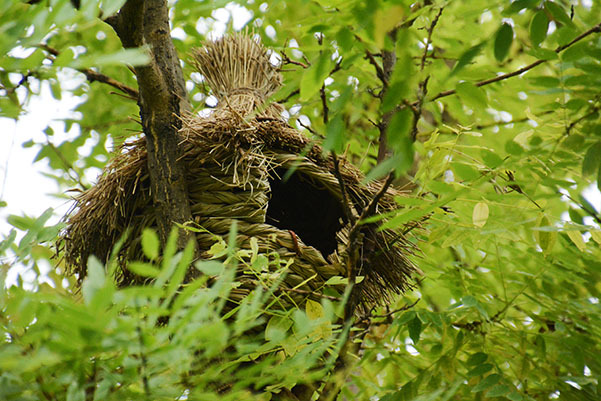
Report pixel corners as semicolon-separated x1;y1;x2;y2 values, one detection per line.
266;168;346;258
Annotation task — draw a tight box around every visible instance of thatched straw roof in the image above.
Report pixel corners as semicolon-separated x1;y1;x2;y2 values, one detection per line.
60;34;417;312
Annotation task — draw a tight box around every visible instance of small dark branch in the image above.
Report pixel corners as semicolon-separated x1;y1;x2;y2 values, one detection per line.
358;172;395;223
563;192;601;226
35;376;55;401
420;7;444;70
297;119;323;138
281;287;341;302
46;140;89;190
331;152;357;225
475;116;530;130
135;302;151;397
409;8;442;141
472;110;554;130
85;359;98;401
38;44;139;99
375;29;400;163
279;50;310;69
430;22;601;102
330;59;343;75
1;72;33;95
566;104;600;135
357;298;420;325
411;76;429;142
364;50;388;88
276;88;300;103
79;68;139;99
320;84;329;124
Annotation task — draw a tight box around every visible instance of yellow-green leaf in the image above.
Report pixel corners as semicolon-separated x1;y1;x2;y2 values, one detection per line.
456;82;488;109
566;231;586;252
306;299;324;320
473;202;489;228
590;230;601;245
534;215;556;253
141;228;160;260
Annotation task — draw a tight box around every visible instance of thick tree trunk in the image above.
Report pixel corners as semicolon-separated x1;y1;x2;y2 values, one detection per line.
106;0;196;253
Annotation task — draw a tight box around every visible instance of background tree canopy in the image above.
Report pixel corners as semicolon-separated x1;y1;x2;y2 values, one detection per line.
2;0;601;400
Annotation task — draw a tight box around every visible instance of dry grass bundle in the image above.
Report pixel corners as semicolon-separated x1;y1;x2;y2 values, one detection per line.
60;34;417;312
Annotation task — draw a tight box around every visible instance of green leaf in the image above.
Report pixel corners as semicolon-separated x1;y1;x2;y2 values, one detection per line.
387;108;413;154
141;228;160;260
528;47;558;60
127;261;161;278
481;149;503;169
408;316;422;344
471;374;501;392
467;352;488;366
456;82;488;109
494;23;513;62
335;27;354;51
467;363;494;377
544;2;574;27
566;230;586;252
473;202;489;228
306;299;324;320
194;260;224;275
582;142;601;176
82;256;106;306
0;229;16;255
451;42;486;75
323;114;345;153
265;315;293;342
534;215;557;253
71;47;151;69
506;391;524;401
486;384;510;397
100;0;127;17
529;11;549;46
300;52;331;101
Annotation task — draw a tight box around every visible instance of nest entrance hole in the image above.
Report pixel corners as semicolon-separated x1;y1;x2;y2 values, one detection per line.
265;168;346;258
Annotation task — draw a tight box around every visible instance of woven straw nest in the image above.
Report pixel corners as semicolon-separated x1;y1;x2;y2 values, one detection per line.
60;34;417;313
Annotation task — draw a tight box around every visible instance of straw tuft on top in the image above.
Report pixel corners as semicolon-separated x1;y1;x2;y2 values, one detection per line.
192;34;282;117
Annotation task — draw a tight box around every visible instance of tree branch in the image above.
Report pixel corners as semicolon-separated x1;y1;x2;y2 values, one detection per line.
38;44;139;99
430;22;601;102
106;0;197;264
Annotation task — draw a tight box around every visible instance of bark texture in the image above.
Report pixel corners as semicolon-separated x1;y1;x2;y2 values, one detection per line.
106;0;195;251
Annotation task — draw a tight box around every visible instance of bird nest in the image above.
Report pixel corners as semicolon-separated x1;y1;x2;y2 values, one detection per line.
60;34;417;313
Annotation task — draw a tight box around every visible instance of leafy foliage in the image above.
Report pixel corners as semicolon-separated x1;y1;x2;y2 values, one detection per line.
2;0;601;400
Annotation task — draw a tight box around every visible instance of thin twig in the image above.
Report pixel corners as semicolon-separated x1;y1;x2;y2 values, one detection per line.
279;50;310;69
320;84;329;124
359;172;396;223
297;119;323;138
356;298;420;326
420;8;444;70
429;22;601;102
0;72;34;95
45;140;89;190
364;49;388;89
135;300;151;398
331;152;356;225
280;287;341;302
566;104;600;135
38;44;139;99
276;88;300;103
411;8;443;141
